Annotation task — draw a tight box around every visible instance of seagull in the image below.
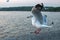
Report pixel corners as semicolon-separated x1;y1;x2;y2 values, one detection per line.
27;3;54;34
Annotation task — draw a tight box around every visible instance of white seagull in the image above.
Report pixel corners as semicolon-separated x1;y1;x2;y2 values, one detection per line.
27;3;54;34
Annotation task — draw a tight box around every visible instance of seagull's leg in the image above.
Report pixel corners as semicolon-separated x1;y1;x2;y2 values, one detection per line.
34;28;41;34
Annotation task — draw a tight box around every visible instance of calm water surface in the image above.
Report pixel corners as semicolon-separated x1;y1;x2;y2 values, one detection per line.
0;11;60;40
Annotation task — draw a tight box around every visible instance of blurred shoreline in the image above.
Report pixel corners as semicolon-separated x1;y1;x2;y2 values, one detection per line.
0;6;60;12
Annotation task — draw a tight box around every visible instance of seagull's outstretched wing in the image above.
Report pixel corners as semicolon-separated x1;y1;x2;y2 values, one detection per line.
27;15;33;18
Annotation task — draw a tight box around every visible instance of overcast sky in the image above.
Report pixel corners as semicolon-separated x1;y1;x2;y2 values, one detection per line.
0;0;60;7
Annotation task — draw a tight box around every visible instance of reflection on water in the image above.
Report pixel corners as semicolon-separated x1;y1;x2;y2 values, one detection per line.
0;11;60;40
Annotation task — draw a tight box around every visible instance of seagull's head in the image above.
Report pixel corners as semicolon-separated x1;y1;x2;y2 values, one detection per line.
35;3;44;10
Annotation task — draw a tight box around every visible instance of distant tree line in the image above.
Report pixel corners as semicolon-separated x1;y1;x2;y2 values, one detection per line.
0;6;60;11
44;7;60;12
0;7;32;11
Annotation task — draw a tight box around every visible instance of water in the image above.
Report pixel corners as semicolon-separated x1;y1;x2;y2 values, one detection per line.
0;11;60;40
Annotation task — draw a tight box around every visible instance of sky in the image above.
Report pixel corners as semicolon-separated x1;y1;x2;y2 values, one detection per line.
0;0;60;7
